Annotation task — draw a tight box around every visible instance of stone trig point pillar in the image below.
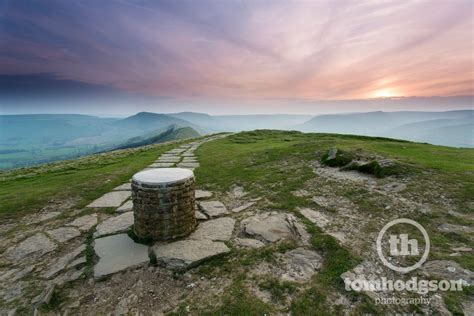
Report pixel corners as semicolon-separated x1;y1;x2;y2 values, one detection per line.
131;168;197;241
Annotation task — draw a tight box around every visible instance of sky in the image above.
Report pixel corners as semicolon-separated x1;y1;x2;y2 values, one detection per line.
0;0;473;115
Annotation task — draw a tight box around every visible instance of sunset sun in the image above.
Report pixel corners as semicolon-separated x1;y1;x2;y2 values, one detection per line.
372;88;400;98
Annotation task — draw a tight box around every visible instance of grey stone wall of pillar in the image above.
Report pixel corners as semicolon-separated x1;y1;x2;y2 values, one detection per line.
132;175;197;241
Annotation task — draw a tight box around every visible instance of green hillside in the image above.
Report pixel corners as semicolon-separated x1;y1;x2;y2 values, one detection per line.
0;130;472;314
0;138;198;219
116;126;200;149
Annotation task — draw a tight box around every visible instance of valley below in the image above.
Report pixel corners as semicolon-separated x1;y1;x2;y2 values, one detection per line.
1;109;472;170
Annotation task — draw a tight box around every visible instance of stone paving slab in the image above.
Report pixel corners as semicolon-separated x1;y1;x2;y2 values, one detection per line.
31;211;62;224
46;227;81;243
87;191;131;208
156;159;181;164
116;200;133;213
177;162;199;168
182;157;197;162
112;183;131;191
195;190;213;199
5;233;57;260
94;212;134;238
231;201;255;213
152;239;230;270
198;201;229;218
43;245;85;279
150;162;175;168
279;248;323;282
189;217;235;241
234;238;265;249
67;214;98;231
241;212;294;243
93;234;149;279
195;210;208;220
165;148;186;154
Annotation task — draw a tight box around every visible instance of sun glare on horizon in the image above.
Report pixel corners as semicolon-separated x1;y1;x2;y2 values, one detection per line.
371;88;401;98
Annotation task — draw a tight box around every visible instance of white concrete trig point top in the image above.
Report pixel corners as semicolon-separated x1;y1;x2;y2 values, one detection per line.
132;168;194;185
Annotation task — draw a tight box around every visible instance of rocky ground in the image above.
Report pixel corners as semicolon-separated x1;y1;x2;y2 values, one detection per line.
0;132;472;315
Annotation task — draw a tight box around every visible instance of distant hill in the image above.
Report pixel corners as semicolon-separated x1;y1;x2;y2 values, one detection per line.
297;110;473;147
1;109;472;169
0;114;117;147
168;112;219;132
115;126;200;149
384;116;473;147
169;112;312;132
0;113;201;169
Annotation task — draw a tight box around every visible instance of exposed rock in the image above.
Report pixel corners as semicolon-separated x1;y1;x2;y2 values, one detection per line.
67;256;87;269
327;148;338;160
339;160;361;171
0;269;18;282
195;210;208;220
115;293;138;315
421;260;473;284
68;267;85;282
241;212;299;243
46;227;81;243
68;213;98;231
39;284;55;306
321;148;353;167
198;201;229;218
452;246;472;252
299;208;330;228
94;234;149;279
11;266;34;281
340;261;384;300
279;248;323;282
87;191;131;208
94;212;134;238
195;190;213;199
292;189;310;197
462;299;474;316
116;200;133;213
286;214;311;245
112;183;131;191
438;223;471;234
53;267;86;285
229;184;247;198
189;217;236;241
5;233;57;260
152;239;230;270
429;294;452;316
381;182;407;193
231;202;255;213
43;245;85;279
234;238;265;249
30;211;61;224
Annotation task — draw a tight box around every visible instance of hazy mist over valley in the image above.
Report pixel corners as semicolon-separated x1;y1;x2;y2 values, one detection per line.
1;107;472;169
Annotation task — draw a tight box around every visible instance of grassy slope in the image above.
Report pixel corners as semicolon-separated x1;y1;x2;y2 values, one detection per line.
116;127;200;150
1;130;472;313
0;139;195;220
192;130;473;315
